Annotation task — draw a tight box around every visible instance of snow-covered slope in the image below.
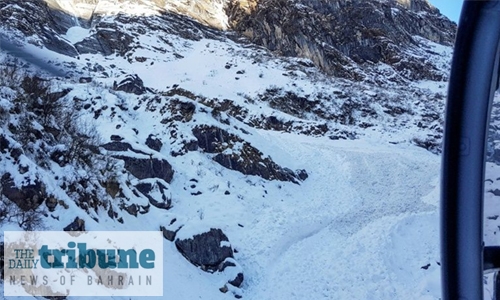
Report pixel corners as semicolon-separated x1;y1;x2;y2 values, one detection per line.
1;0;499;299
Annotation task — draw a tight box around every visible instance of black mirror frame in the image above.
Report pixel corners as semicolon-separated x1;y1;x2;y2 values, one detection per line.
441;1;500;299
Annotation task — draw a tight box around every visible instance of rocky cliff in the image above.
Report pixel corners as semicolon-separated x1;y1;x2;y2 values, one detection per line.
1;0;456;82
227;0;456;80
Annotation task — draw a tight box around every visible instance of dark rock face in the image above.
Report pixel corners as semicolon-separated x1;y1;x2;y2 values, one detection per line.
175;228;234;272
229;272;244;288
119;156;174;183
192;125;306;183
101;142;175;183
1;173;45;211
160;226;178;241
63;217;86;231
227;0;456;81
45;197;58;212
136;181;172;209
112;74;147;95
75;28;134;56
146;135;163;152
0;135;9;153
0;0;80;57
101;141;133;152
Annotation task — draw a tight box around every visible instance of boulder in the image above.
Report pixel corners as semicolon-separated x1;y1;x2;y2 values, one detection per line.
175;228;234;272
1;173;45;211
45;197;58;212
136;180;172;209
113;74;146;95
101;142;174;183
75;29;134;56
146;135;163;152
63;217;85;231
118;156;174;183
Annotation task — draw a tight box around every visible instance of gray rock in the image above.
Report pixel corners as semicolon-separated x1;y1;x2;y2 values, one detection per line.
146;135;163;152
101;142;174;183
160;226;177;241
63;217;85;231
45;197;58;212
1;173;45;211
75;29;134;56
229;272;244;288
112;74;146;95
116;156;174;183
135;181;172;209
192;125;304;183
101;142;134;152
0;135;10;153
175;228;234;272
228;0;456;81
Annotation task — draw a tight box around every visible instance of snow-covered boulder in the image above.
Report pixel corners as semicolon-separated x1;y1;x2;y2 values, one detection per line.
112;74;147;95
101;142;174;183
175;227;234;272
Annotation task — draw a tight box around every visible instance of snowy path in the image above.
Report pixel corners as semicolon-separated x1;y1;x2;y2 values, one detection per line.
234;132;442;300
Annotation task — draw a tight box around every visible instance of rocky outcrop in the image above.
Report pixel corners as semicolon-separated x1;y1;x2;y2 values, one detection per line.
63;217;86;231
112;74;147;95
1;173;45;211
227;0;456;81
102;142;174;183
0;0;80;57
146;134;163;152
75;29;134;56
175;228;234;272
192;125;307;183
135;180;172;210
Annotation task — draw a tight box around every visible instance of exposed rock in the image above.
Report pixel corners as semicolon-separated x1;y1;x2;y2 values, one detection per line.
117;156;174;183
104;180;121;198
0;135;9;153
192;125;306;183
112;74;147;95
75;29;134;56
79;77;93;83
175;228;234;272
63;217;86;231
45;197;58;212
227;0;456;81
192;125;241;153
110;135;124;142
101;142;174;182
101;141;135;152
0;242;3;280
1;173;45;211
123;203;138;216
0;0;79;57
136;180;172;209
162;97;197;123
296;169;308;181
160;218;185;242
160;226;178;241
146;134;163;152
229;272;244;288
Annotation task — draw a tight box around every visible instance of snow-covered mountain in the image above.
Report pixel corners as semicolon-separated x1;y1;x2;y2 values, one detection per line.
1;0;499;299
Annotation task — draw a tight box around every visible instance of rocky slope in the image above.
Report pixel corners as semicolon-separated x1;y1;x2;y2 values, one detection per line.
0;0;486;299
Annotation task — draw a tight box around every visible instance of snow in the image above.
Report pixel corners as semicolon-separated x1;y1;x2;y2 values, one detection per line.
63;26;90;44
1;2;497;299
